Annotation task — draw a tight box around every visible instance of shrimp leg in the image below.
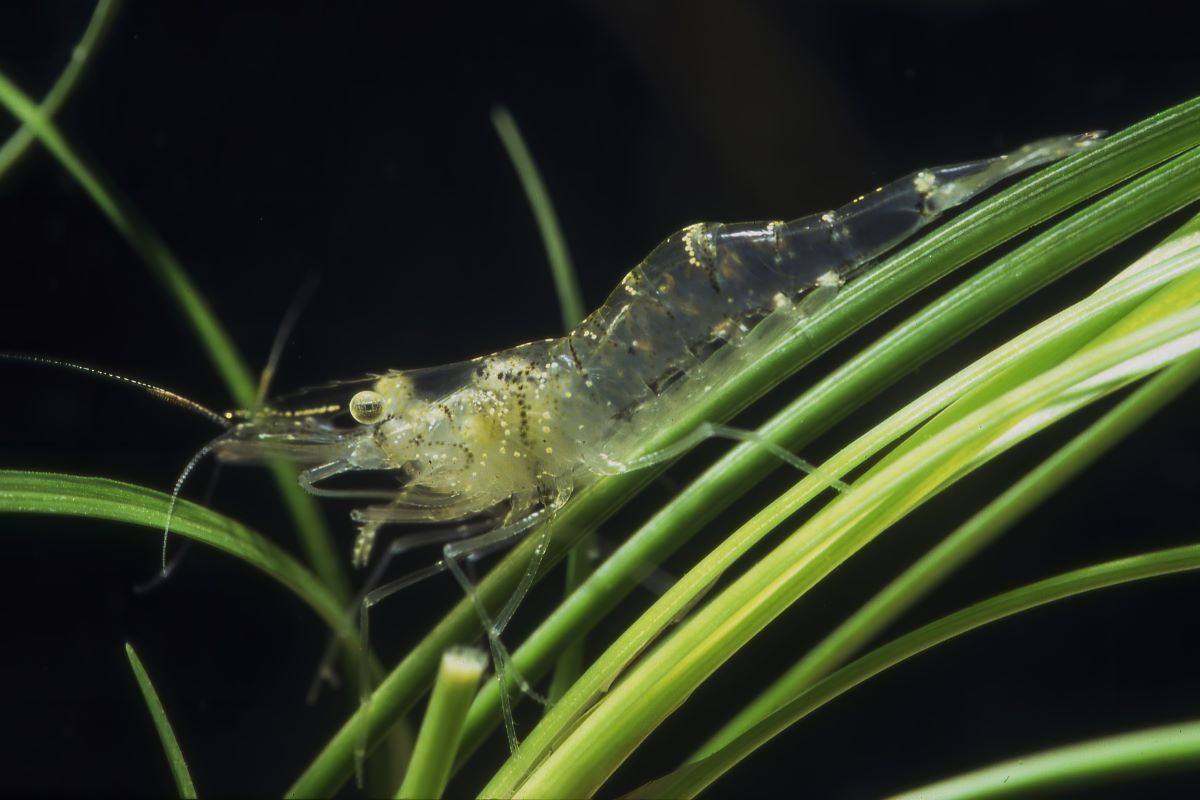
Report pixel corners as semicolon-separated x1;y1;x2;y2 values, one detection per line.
307;518;494;703
351;506;556;780
620;422;851;493
441;488;573;753
299;460;397;500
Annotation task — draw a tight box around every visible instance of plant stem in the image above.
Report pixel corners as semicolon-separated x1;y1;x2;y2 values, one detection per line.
396;647;487;800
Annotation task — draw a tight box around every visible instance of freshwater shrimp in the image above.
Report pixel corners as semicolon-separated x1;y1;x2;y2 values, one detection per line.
8;132;1099;773
204;132;1100;762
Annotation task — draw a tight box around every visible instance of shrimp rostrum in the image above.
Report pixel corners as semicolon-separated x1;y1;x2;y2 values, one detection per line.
207;132;1099;752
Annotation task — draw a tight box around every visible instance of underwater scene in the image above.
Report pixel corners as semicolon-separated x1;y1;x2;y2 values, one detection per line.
2;2;1200;797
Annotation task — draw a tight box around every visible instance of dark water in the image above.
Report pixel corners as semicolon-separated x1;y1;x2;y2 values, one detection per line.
1;2;1198;796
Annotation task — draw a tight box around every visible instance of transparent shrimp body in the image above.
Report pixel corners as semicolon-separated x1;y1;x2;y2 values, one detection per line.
206;132;1100;761
214;133;1100;559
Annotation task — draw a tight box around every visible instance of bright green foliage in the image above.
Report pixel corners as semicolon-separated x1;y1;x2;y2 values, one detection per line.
0;471;350;633
3;13;1199;794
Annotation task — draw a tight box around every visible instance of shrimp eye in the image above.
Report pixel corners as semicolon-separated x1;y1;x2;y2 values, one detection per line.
350;390;386;424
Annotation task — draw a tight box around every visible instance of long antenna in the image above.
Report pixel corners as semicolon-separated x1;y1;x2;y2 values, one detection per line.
0;352;231;429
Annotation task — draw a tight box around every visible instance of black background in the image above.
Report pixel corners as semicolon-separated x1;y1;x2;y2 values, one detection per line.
2;1;1199;797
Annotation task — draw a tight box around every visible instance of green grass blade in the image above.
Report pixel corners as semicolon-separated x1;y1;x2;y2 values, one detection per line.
0;471;348;634
0;68;349;604
692;216;1200;760
491;105;584;330
502;305;1200;797
628;543;1200;799
0;0;123;179
683;349;1200;779
888;719;1200;799
124;643;198;799
850;216;1200;501
291;96;1200;799
396;647;487;800
478;134;1200;794
490;104;594;706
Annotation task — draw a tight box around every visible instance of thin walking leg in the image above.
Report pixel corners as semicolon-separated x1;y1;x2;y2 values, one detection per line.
351;507;550;779
623;421;852;493
307;518;493;703
443;513;555;753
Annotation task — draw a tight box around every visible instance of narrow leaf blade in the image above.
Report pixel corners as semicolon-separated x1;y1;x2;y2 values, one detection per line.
125;643;197;799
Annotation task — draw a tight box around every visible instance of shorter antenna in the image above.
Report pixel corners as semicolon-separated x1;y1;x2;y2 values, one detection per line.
256;273;321;412
0;352;231;429
160;436;224;573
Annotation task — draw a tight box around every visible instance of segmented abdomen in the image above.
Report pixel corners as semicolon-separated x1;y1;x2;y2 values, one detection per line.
562;133;1098;443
